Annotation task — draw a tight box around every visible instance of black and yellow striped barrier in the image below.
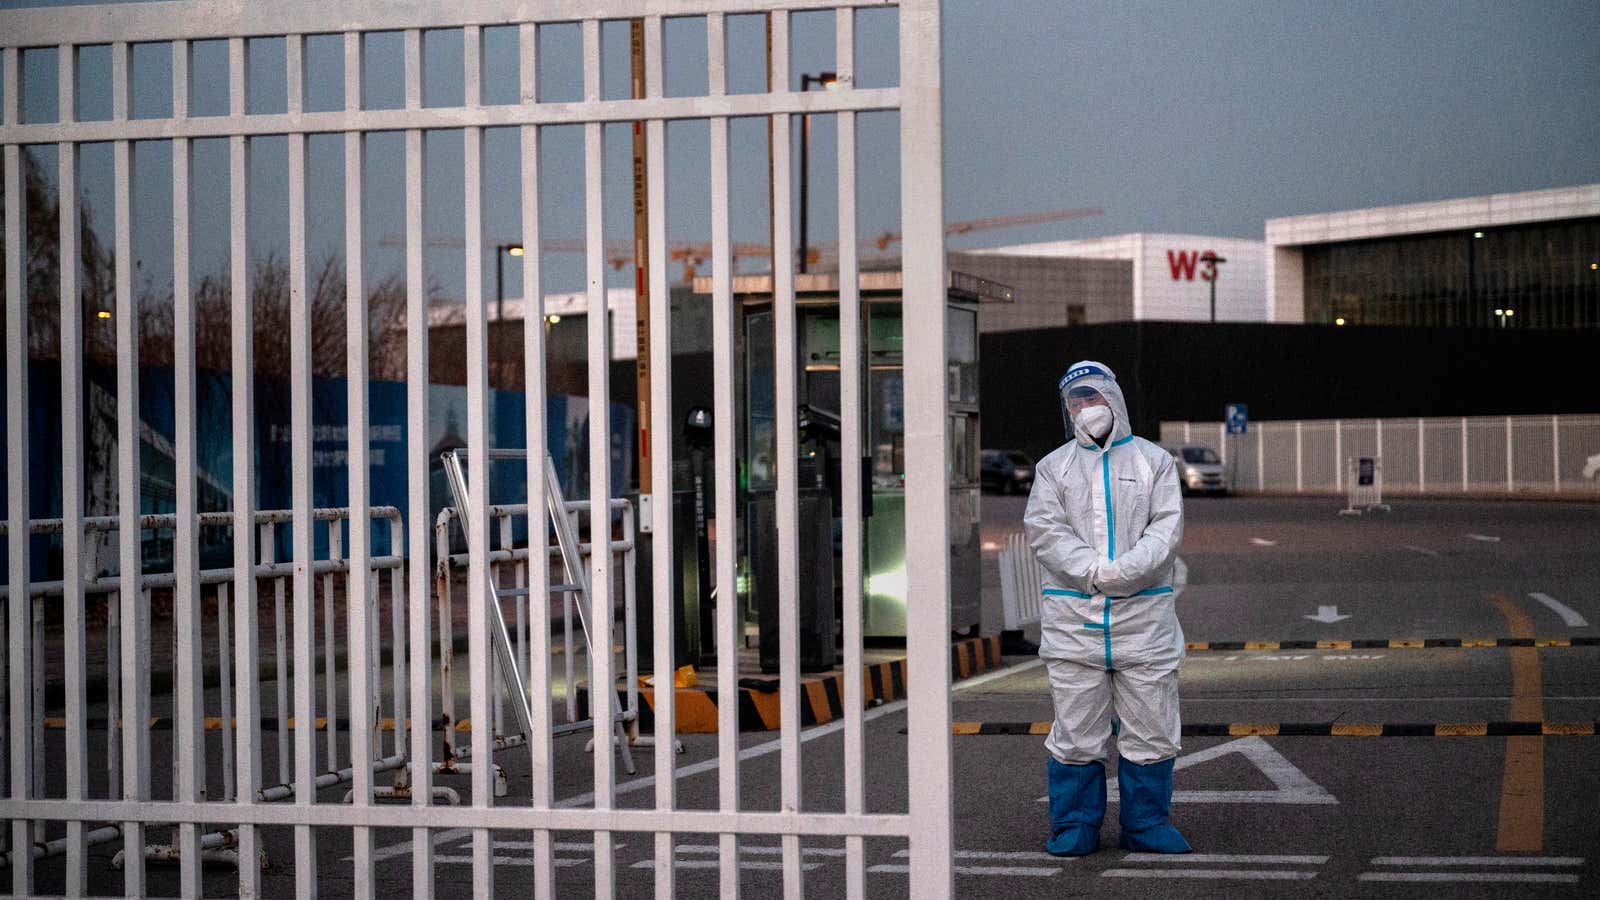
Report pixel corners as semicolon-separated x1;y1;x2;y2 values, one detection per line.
1187;637;1600;651
952;721;1599;737
580;634;1004;733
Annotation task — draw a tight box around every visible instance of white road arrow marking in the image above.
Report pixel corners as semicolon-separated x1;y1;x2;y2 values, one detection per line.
1465;533;1501;542
1037;736;1337;805
1529;592;1589;628
1249;538;1277;546
1304;605;1351;623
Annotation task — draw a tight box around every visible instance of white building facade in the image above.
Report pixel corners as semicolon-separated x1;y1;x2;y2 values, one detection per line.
971;233;1268;322
1266;184;1600;325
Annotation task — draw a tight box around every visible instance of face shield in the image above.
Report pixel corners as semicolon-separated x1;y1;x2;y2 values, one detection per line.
1060;384;1113;442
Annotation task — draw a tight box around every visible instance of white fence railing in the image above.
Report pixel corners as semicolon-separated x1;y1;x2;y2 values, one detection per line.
1160;414;1600;497
1;1;953;897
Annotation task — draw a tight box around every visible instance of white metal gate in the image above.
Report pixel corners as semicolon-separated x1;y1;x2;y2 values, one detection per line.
1;1;953;897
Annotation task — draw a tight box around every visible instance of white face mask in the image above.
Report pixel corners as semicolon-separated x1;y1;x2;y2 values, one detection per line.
1074;405;1114;441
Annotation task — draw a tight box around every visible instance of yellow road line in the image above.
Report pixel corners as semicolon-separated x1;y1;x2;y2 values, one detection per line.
1490;593;1543;853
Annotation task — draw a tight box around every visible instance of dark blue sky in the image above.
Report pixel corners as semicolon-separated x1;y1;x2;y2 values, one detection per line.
4;0;1597;299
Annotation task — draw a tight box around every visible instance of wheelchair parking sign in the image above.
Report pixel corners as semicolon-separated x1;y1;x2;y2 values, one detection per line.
1226;402;1248;435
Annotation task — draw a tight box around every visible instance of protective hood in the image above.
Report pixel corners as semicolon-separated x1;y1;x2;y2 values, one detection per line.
1058;360;1133;448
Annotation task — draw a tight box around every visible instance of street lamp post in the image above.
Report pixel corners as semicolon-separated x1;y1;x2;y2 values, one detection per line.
496;243;525;322
1200;251;1227;323
798;71;838;274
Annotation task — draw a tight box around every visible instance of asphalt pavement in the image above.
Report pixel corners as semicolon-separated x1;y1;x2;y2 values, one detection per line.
14;495;1600;897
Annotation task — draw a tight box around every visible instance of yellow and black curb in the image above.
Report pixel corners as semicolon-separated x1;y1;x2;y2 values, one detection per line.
953;721;1599;737
580;635;1004;734
1188;637;1599;651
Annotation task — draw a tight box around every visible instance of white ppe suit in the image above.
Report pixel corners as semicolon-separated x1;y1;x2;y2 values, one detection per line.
1024;361;1185;766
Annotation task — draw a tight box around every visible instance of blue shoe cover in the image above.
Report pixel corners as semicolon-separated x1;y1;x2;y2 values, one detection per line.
1045;758;1105;857
1116;756;1191;854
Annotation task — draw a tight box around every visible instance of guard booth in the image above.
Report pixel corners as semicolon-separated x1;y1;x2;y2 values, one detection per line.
695;269;1011;664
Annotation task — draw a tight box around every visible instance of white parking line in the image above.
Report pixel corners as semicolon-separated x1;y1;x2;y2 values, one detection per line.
1529;592;1589;627
634;859;823;872
1402;544;1441;557
1465;533;1502;542
1122;853;1329;864
869;864;1060;877
1371;856;1584;866
679;844;846;858
892;849;1069;863
1103;868;1317;880
434;854;590;867
372;661;1049;863
1358;872;1579;884
1249;538;1277;546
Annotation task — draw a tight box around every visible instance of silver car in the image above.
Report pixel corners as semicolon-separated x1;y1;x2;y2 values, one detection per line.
1166;444;1230;496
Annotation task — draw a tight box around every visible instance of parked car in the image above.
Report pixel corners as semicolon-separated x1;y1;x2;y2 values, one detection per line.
982;449;1035;495
1165;444;1230;496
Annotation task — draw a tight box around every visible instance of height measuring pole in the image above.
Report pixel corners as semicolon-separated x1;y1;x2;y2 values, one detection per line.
632;19;654;524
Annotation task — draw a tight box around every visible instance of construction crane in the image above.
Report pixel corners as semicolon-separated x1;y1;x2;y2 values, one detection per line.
872;206;1104;251
378;206;1104;284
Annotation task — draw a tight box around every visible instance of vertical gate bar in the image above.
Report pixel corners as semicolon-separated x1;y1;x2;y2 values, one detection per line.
325;521;343;771
227;46;263;892
270;530;290;787
219;582;235;800
1551;415;1560;493
402;28;436;895
581;18;617;896
107;588;120;796
638;14;678;900
286;32;320;898
0;37;13;838
1256;424;1265;492
462;23;495;897
57;39;89;897
900;1;954;896
389;535;406;766
437;522;455;759
492;526;505;738
1295;421;1301;493
834;10;865;897
343;28;376;896
766;12;805;897
170;36;208;897
1504;415;1513;493
704;15;741;895
517;22;555;897
110;38;149;895
1460;417;1467;492
4;49;34;892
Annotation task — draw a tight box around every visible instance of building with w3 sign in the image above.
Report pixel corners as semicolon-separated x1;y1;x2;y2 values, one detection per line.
956;233;1267;331
1266;183;1600;328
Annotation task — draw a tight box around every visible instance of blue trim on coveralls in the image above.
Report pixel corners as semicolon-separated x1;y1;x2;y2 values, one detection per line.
1101;453;1116;671
1046;584;1173;602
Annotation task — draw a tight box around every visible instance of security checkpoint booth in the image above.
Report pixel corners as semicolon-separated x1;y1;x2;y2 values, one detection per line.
694;269;1008;663
0;2;960;899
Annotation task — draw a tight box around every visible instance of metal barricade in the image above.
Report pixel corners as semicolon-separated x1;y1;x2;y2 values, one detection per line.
997;531;1043;634
0;506;410;872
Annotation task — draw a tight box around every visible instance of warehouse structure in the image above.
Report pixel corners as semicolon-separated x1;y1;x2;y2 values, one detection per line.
1267;183;1600;328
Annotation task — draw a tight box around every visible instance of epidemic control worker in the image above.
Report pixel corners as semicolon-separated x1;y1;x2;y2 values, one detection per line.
1023;360;1190;857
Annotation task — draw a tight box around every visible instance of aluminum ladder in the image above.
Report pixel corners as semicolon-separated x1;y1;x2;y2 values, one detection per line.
441;447;636;774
